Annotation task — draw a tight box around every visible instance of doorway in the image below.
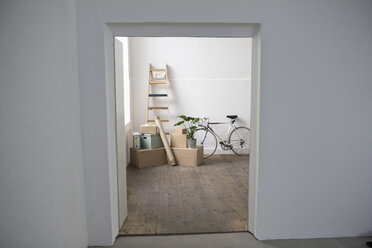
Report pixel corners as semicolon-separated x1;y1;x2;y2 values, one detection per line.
114;36;255;235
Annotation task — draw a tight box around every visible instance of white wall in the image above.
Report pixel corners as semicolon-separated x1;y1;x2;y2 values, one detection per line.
129;37;251;153
0;1;88;248
1;1;370;246
75;0;372;244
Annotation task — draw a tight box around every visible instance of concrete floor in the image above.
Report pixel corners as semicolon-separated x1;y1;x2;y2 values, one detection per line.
92;232;372;248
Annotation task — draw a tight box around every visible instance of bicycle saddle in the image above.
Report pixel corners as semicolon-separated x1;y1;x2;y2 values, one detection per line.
226;115;238;119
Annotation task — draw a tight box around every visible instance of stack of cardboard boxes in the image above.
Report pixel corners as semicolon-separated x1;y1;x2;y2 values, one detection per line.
170;128;203;166
131;125;204;168
130;124;167;168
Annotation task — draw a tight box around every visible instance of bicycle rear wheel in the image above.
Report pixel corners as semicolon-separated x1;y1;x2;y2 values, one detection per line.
194;128;217;159
229;127;250;156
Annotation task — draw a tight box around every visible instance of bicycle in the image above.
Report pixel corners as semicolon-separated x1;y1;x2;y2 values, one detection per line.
194;115;250;159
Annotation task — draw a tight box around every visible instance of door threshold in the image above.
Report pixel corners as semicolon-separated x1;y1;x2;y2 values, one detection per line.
118;230;250;237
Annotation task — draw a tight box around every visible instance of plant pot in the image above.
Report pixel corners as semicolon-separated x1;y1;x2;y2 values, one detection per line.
187;139;197;149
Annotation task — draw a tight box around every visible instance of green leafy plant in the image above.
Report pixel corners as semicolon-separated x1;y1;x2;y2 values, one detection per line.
174;115;200;139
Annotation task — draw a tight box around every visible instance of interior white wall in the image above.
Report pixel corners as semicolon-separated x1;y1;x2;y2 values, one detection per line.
75;0;372;245
0;1;88;248
129;37;251;152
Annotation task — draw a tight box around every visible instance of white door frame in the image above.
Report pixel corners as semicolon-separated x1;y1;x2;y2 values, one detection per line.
114;37;129;229
104;22;261;238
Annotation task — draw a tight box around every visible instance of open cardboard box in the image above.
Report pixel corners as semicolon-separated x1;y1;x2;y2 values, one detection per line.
130;147;167;168
171;146;203;166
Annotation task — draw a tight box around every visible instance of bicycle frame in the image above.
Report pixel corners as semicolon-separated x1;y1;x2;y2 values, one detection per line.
200;119;244;145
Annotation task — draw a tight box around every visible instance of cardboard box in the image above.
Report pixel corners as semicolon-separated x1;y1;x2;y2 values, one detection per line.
170;133;188;148
140;133;164;149
140;125;157;134
174;127;187;134
171;146;203;166
130;147;167;168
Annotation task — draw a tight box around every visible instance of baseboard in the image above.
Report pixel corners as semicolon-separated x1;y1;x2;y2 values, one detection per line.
204;147;250;155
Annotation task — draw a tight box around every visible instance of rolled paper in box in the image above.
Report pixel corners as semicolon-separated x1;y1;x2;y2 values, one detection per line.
132;132;141;149
155;116;176;165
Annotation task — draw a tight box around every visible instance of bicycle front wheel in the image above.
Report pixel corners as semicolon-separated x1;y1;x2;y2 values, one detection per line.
229;127;250;156
194;128;217;159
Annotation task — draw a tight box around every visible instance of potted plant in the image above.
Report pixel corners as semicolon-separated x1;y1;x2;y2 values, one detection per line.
174;115;200;149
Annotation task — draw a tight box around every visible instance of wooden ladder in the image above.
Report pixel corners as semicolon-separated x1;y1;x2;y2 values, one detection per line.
146;64;171;135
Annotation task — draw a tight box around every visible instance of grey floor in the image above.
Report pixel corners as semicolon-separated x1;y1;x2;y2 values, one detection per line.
92;232;372;248
121;155;248;235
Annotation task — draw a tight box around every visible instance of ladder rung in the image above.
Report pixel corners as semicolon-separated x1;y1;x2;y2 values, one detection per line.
147;120;169;122
148;107;168;110
150;81;168;84
150;68;166;71
149;94;167;97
